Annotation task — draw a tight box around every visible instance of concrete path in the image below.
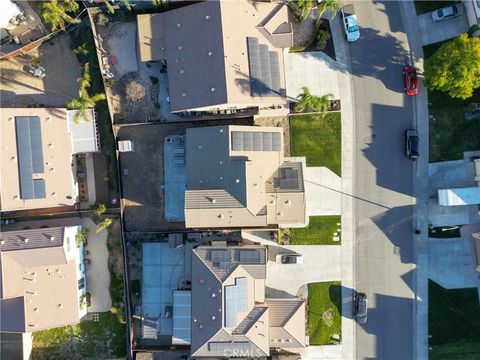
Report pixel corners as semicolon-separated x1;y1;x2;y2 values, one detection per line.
417;5;470;46
83;218;112;312
304;167;342;216
107;22;138;78
297;344;342;359
428;237;480;290
266;245;342;296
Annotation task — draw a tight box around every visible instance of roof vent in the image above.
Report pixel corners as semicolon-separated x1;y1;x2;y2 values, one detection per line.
180;69;184;74
205;15;210;20
235;179;240;184
50;236;55;241
11;156;16;161
182;92;186;97
253;183;258;187
199;324;204;329
211;199;216;204
211;87;215;92
58;304;63;309
199;278;205;284
34;307;39;312
211;292;216;298
277;212;283;216
24;238;29;244
208;51;213;56
0;240;4;245
176;23;181;28
285;200;291;205
197;145;203;150
178;46;183;51
211;315;216;321
218;214;224;219
193;317;198;323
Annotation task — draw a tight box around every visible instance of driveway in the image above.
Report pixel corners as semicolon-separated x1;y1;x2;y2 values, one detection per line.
417;5;469;46
266;245;341;296
304;167;342;216
82;218;112;312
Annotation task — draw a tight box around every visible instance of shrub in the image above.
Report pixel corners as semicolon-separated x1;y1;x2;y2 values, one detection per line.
316;30;331;51
96;218;113;233
75;227;88;247
96;13;109;27
95;203;107;216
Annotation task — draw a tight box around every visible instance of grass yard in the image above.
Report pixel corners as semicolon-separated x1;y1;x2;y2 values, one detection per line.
290;216;341;245
414;1;455;15
290;113;341;176
428;280;480;360
308;282;342;345
423;42;480;162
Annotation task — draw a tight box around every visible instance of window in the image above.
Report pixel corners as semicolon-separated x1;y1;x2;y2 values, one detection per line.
78;277;85;290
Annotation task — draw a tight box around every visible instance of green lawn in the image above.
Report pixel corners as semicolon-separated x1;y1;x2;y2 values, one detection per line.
290;216;341;245
414;1;455;15
308;282;342;345
429;280;480;360
290;113;341;176
423;43;480;162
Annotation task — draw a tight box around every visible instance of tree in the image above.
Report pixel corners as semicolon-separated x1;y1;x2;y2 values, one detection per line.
425;34;480;99
96;13;110;27
39;0;79;31
122;0;132;11
317;0;341;18
290;0;315;23
95;203;107;216
96;218;113;233
75;228;88;247
294;87;333;114
104;0;115;14
316;29;331;50
67;63;106;123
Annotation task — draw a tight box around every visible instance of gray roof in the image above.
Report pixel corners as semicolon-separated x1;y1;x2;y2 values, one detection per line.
0;297;26;333
0;227;64;252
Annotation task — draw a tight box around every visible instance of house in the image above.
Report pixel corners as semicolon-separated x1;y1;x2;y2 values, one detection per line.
0;226;88;333
190;245;305;357
464;0;480;35
0;108;100;212
137;0;292;116
184;125;306;228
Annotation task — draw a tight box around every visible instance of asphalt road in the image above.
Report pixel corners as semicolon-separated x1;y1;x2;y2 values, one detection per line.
348;2;417;359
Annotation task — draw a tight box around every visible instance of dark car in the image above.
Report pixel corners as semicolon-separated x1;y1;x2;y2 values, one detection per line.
405;129;420;161
354;292;368;324
276;254;303;264
403;66;418;96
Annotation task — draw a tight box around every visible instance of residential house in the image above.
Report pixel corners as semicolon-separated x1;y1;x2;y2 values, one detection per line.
0;226;88;333
137;0;292;116
184;125;306;228
464;0;480;34
0;108;100;212
190;245;305;357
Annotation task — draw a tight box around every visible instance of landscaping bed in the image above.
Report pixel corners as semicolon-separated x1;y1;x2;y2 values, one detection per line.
428;280;480;359
308;282;342;345
290;216;341;245
290;113;341;176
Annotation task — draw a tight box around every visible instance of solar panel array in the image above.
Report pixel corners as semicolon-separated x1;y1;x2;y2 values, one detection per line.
247;37;282;97
239;250;261;263
231;131;281;152
15;116;46;200
278;167;300;190
211;250;231;264
224;277;248;328
209;342;251;353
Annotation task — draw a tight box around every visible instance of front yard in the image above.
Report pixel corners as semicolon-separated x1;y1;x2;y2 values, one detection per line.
290;113;341;176
290;216;341;245
308;282;342;345
424;42;480;162
428;280;480;359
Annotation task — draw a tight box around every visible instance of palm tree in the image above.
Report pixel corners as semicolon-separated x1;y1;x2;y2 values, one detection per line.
317;0;341;18
39;0;79;31
67;64;106;123
290;0;314;23
294;87;333;114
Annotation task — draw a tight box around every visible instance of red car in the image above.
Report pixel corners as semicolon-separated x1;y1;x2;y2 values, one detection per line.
403;66;418;95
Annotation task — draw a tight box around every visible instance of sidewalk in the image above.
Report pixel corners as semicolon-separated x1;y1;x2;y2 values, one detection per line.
399;2;430;360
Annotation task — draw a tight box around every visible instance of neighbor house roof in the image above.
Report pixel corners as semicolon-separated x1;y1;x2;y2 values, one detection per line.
191;246;305;357
0;108;98;212
0;227;82;333
184;125;306;228
137;0;292;112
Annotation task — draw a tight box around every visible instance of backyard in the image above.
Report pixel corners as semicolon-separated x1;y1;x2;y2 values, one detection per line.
308;282;342;345
290;113;341;176
424;42;480;163
290;216;341;245
428;280;480;359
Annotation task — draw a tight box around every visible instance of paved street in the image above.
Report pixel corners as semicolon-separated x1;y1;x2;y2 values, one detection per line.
348;2;417;359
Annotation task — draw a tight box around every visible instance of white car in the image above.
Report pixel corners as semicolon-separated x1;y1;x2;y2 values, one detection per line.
341;5;360;42
432;5;459;22
276;254;303;264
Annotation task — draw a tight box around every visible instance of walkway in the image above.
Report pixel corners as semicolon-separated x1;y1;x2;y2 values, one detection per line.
304;167;342;216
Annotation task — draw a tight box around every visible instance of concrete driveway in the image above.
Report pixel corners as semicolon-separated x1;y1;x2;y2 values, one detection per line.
83;218;112;312
266;245;341;296
417;5;469;46
304;167;342;216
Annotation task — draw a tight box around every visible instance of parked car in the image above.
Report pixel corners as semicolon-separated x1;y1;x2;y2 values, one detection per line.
0;218;16;225
354;292;368;324
403;66;418;96
432;4;459;22
341;5;360;42
405;129;420;161
276;254;303;264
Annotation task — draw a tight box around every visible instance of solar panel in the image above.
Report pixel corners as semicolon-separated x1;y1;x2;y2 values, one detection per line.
224;285;237;327
209;342;251;353
211;250;231;264
231;131;281;152
278;167;299;190
246;37;262;96
239;251;260;264
259;44;272;92
269;51;281;95
15;116;45;200
247;37;282;97
236;278;247;312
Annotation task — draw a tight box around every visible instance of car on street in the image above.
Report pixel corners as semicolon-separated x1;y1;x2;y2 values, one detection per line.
276;254;303;264
354;292;368;324
341;5;360;42
403;66;418;96
405;129;420;161
432;4;460;22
